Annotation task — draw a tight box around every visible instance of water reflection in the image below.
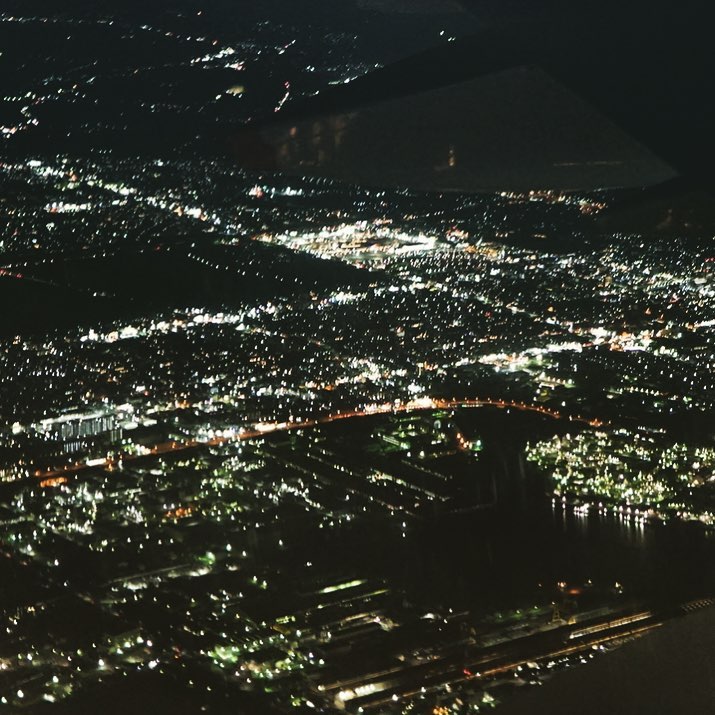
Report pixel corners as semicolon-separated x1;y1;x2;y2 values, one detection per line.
338;470;713;618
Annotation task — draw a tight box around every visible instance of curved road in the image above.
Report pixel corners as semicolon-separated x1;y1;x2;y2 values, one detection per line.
36;397;604;481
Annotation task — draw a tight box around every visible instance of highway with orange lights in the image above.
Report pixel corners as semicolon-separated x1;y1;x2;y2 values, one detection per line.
35;397;604;482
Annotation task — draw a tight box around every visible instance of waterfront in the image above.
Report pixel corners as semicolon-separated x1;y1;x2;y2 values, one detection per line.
2;406;713;712
306;409;715;616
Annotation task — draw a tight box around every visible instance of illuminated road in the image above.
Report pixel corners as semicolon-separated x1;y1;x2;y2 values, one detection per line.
36;397;604;481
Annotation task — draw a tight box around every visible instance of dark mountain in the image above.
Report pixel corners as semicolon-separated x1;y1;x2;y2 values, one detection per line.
1;241;374;336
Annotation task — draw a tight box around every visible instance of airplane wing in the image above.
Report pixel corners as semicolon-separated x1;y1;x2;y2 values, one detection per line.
230;1;713;192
